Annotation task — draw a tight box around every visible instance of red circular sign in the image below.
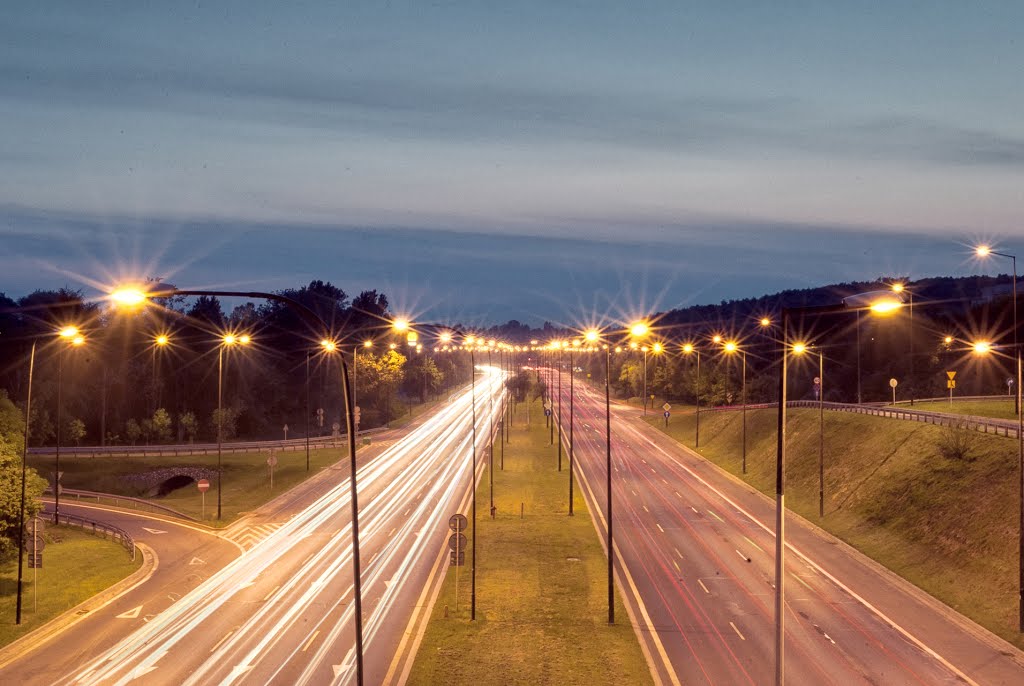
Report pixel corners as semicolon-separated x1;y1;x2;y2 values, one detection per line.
197;479;210;492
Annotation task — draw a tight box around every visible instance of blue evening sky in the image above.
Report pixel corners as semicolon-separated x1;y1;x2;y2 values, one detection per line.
2;2;1022;325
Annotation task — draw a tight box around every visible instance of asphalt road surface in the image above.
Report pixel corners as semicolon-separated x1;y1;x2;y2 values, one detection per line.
554;370;1024;686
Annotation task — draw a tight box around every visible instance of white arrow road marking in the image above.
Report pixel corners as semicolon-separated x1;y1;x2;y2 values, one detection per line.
189;557;205;566
116;605;142;619
128;664;158;681
229;664;253;679
333;647;356;678
141;527;167;534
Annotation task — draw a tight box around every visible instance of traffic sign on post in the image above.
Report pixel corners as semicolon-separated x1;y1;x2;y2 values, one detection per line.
448;514;468;532
662;403;671;411
946;371;957;380
196;479;210;492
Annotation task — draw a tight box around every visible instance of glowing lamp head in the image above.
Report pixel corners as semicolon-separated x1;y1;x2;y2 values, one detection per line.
392;318;409;332
239;334;251;345
110;287;148;308
321;339;337;352
760;317;771;327
723;341;738;353
652;342;663;354
791;342;808;355
439;332;452;344
465;335;476;346
869;299;902;314
976;245;992;257
585;329;599;343
891;283;905;293
630;322;649;337
363;339;373;348
155;335;169;346
712;334;723;344
58;325;80;339
944;335;953;345
682;343;694;354
389;343;397;350
223;334;237;345
972;341;992;355
72;335;85;346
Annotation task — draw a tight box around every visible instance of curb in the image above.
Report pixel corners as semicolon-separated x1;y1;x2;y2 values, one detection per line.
0;542;158;671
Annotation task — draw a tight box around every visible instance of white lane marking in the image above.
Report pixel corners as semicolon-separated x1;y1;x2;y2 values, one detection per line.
707;509;725;523
674;491;682;498
633;426;982;686
262;586;280;602
656;524;665;533
735;549;750;562
673;560;681;572
301;630;320;652
642;505;649;513
690;506;699;514
388;528;396;537
632;489;638;496
730;621;746;641
742;535;764;554
823;631;836;645
674;548;683;559
210;629;235;653
698;579;710;594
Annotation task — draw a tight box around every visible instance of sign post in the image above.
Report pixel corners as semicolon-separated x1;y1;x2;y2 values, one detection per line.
448;514;468;611
267;452;278;490
662;402;671;427
889;378;898;406
946;371;957;408
197;478;210;520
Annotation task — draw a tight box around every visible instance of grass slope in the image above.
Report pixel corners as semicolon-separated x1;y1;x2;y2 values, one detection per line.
408;400;653;686
0;526;142;646
652;407;1024;648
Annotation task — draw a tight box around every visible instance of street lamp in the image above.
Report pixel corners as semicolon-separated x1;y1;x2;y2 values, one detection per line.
15;342;37;625
892;282;915;404
682;343;701;447
54;325;85;522
722;341;748;473
976;245;1018;415
792;343;826;518
112;284;369;686
465;335;479;620
152;333;170;415
586;328;616;624
217;332;251;519
630;322;651;414
971;338;1024;632
774;290;903;685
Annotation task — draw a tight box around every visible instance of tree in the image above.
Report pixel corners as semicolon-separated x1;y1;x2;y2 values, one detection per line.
65;417;86;446
124;418;142;446
179;410;199;443
402;356;443;402
211;406;241;441
0;391;46;562
150;408;173;443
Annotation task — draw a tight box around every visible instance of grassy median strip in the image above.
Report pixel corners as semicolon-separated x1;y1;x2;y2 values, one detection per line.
0;526;142;646
650;406;1024;649
408;399;653;686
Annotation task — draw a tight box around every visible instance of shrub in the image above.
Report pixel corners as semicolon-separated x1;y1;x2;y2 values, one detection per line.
936;421;975;461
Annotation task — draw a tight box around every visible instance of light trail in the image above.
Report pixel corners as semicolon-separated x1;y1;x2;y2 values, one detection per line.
62;367;507;686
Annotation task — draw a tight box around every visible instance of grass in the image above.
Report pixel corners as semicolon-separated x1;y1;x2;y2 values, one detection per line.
0;525;142;647
895;397;1018;420
28;446;348;525
648;406;1024;649
408;400;653;686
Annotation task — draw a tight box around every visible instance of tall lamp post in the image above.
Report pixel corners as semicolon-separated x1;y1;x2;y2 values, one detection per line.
892;283;915;404
586;328;616;624
466;336;479;620
112;285;368;686
630;321;650;413
217;332;251;519
557;340;564;470
682;343;701;447
775;291;904;685
792;344;826;518
568;339;580;515
54;325;85;521
15;342;36;625
977;245;1018;415
972;338;1024;632
723;341;747;473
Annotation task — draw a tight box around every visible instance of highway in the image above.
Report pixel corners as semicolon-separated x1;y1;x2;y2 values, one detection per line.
2;369;505;686
555;370;1024;686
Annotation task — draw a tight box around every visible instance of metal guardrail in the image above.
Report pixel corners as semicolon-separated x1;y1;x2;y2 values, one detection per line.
28;427;387;458
41;507;137;561
698;398;1021;439
45;487;197;522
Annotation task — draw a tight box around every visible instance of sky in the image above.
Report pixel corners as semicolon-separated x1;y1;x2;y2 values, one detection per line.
2;2;1022;325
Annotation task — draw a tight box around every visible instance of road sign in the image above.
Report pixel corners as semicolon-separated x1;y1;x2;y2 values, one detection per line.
196;479;210;492
282;424;289;439
946;371;957;380
544;408;552;417
663;411;670;418
1009;378;1016;387
267;454;278;467
889;378;898;388
448;514;468;532
448;532;468;552
662;403;671;411
543;400;552;410
947;380;956;389
813;376;821;386
450;551;465;566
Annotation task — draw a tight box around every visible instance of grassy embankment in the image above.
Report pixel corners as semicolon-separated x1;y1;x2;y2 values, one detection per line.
0;526;142;646
649;406;1024;649
408;399;653;686
893;397;1018;420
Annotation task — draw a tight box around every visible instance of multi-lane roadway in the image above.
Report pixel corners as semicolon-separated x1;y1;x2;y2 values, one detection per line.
1;369;505;686
556;370;1024;685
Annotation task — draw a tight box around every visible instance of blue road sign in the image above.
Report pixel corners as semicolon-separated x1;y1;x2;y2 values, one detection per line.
544;409;552;417
663;411;670;418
